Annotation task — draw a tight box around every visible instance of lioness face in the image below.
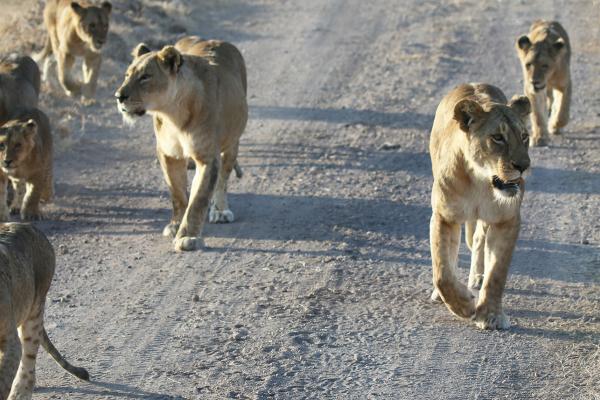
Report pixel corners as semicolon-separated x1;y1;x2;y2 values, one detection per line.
516;34;566;93
454;97;531;198
115;44;184;119
0;120;37;172
71;1;112;52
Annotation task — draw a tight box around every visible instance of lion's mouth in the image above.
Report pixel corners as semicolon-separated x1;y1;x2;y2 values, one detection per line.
491;175;521;196
119;105;146;117
532;83;546;92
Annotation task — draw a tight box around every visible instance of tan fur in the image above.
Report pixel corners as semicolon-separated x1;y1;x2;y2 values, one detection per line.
429;83;531;330
0;57;40;125
37;0;111;102
0;223;88;400
0;109;53;221
116;36;248;251
516;20;571;146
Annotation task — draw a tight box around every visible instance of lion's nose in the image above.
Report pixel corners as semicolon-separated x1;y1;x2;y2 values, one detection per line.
3;160;12;168
115;91;128;103
512;160;530;173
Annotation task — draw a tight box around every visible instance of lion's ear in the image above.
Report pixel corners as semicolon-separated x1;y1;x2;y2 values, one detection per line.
71;2;85;16
132;43;151;58
101;1;112;14
157;46;183;74
24;119;38;138
508;95;531;121
553;38;566;52
517;35;531;51
454;99;484;133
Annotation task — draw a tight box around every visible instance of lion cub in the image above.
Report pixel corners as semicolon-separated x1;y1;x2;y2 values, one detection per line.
429;83;531;330
0;223;89;399
37;0;112;102
0;109;53;221
516;20;571;146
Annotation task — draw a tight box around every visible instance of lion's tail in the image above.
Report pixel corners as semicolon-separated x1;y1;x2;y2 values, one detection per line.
41;328;90;381
33;36;52;65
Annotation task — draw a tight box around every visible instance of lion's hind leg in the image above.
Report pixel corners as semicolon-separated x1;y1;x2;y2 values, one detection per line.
7;308;44;400
209;147;238;224
0;305;21;399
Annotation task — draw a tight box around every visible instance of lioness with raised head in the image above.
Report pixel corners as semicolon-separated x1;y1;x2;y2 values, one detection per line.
0;56;40;124
115;36;248;251
0;109;53;221
0;223;89;399
37;0;111;102
516;20;571;146
429;83;531;330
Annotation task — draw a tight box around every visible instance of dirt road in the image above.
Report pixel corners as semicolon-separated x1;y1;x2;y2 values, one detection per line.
1;0;599;399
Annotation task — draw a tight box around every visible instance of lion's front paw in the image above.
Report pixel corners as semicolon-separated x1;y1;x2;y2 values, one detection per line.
549;125;562;136
473;308;510;330
209;207;234;223
430;288;443;303
173;236;204;252
21;211;43;221
530;135;549;147
162;223;180;238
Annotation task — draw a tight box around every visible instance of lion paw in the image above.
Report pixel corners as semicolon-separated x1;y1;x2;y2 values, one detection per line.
473;309;510;330
173;236;204;252
162;223;180;238
430;288;443;303
549;126;562;136
209;207;234;224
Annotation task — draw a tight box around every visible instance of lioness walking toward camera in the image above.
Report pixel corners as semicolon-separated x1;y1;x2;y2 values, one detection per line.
516;20;571;146
37;0;111;102
0;56;40;124
115;36;248;251
0;109;53;221
429;83;531;330
0;223;89;400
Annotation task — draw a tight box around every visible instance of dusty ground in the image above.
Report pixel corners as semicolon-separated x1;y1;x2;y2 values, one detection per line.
1;0;599;399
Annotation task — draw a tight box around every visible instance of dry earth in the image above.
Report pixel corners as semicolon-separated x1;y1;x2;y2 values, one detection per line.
0;0;599;399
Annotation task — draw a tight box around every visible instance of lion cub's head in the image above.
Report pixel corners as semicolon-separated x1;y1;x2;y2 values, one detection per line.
115;44;185;121
454;96;531;198
71;1;112;52
0;119;38;173
516;28;566;93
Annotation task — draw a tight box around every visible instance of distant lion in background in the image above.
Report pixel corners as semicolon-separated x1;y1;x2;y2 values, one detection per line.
0;56;40;124
35;0;112;103
516;20;571;146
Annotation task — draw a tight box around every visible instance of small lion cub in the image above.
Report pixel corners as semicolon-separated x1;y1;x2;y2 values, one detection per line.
0;109;53;221
0;223;89;399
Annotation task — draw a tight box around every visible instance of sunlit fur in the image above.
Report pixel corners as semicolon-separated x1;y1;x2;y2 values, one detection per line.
429;83;531;330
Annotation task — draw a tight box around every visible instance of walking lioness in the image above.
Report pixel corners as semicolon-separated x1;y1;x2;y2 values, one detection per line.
115;36;248;251
516;20;571;146
0;223;89;399
429;83;531;330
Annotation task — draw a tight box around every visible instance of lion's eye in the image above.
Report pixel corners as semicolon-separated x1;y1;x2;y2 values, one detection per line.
139;74;151;83
491;134;505;144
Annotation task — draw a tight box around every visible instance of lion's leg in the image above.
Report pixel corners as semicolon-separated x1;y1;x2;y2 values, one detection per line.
430;213;475;318
10;180;25;216
473;217;520;330
468;220;487;291
56;52;80;97
0;303;21;399
20;181;43;221
157;150;188;239
548;80;571;135
545;87;553;114
174;156;219;251
209;146;238;224
0;173;9;221
81;53;101;103
8;307;44;400
526;90;549;147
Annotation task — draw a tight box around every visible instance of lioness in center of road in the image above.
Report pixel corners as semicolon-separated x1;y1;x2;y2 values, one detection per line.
429;83;531;330
115;36;248;251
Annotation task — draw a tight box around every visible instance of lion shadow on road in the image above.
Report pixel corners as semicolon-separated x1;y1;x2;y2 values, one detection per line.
36;380;184;399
